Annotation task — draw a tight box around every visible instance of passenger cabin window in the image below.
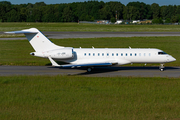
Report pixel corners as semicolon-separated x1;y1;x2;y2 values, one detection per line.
135;53;137;56
158;52;167;55
102;53;104;56
98;53;100;56
89;53;91;56
112;53;114;56
116;53;118;56
107;53;109;56
84;53;86;56
126;53;128;56
121;53;123;56
93;53;95;56
130;53;132;56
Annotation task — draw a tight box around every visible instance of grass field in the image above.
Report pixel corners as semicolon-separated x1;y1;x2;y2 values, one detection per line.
0;36;179;66
0;76;180;120
1;22;180;32
0;23;180;120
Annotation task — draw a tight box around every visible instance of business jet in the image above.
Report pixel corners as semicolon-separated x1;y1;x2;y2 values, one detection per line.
5;28;176;72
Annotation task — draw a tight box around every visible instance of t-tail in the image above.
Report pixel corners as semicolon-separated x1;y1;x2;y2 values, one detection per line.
5;28;74;59
5;28;64;51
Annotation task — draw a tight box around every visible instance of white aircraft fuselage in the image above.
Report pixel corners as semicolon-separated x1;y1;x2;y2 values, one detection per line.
32;48;175;65
5;28;176;72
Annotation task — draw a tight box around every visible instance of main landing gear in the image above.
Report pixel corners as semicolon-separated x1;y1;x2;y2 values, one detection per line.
87;67;93;72
159;63;165;71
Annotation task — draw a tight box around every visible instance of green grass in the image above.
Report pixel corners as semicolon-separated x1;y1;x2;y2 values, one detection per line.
1;23;180;120
0;76;180;120
1;22;180;32
0;36;179;66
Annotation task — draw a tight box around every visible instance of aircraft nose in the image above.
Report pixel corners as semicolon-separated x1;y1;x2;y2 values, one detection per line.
170;56;176;62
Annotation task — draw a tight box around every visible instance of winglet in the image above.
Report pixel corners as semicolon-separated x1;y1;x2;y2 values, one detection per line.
48;56;60;67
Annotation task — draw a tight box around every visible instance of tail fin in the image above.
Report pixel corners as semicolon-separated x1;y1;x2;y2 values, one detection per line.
5;28;64;52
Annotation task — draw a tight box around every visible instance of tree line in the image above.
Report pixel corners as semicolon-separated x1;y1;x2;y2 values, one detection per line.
0;1;180;23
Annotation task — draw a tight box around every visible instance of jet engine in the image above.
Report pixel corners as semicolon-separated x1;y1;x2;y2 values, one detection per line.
30;47;74;59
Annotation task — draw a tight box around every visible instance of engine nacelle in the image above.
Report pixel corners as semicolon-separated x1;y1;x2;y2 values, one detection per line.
44;47;74;59
30;48;74;59
30;52;44;57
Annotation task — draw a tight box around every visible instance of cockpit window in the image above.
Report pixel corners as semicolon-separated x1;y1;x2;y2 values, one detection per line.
158;51;167;55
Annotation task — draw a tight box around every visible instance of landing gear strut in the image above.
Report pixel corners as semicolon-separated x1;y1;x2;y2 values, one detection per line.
159;64;164;71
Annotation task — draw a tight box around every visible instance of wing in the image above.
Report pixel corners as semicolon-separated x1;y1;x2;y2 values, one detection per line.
5;31;38;34
48;57;117;68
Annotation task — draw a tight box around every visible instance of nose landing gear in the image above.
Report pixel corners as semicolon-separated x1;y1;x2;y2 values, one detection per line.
159;64;164;71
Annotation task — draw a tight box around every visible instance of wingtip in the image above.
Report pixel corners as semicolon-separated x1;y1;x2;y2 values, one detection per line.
4;32;14;34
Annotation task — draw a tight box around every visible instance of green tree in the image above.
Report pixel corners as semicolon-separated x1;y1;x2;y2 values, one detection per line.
110;17;116;23
129;6;140;20
171;15;179;23
53;4;64;22
177;5;180;15
2;1;180;23
146;4;153;19
161;6;167;19
32;7;43;22
152;18;163;24
127;2;148;20
99;4;111;20
107;1;124;20
165;18;171;23
6;9;20;22
0;1;12;22
123;6;128;20
166;5;175;19
62;5;72;22
151;3;160;19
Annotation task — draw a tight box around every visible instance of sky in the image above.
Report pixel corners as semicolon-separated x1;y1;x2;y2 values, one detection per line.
3;0;180;6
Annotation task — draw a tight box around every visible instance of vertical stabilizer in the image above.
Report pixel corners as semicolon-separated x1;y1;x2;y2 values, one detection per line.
5;28;64;52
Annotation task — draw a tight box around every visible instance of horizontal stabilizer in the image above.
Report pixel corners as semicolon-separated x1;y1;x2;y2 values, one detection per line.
5;31;37;34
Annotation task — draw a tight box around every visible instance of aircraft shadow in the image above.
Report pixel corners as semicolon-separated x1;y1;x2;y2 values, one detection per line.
48;66;179;76
77;66;179;75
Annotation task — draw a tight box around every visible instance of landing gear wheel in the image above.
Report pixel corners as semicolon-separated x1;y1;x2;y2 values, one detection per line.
159;64;165;72
160;68;164;71
87;67;93;72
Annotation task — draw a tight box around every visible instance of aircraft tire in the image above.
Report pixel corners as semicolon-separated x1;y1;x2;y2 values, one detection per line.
87;67;92;72
160;68;164;71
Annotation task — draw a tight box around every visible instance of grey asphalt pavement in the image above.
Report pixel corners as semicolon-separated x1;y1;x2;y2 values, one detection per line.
43;31;180;39
0;66;179;77
1;31;180;40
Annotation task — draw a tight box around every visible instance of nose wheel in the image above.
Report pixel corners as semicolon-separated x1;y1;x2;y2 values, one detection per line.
159;64;164;71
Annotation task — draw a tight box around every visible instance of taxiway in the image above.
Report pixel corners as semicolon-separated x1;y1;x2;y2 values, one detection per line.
1;31;180;40
0;66;179;77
